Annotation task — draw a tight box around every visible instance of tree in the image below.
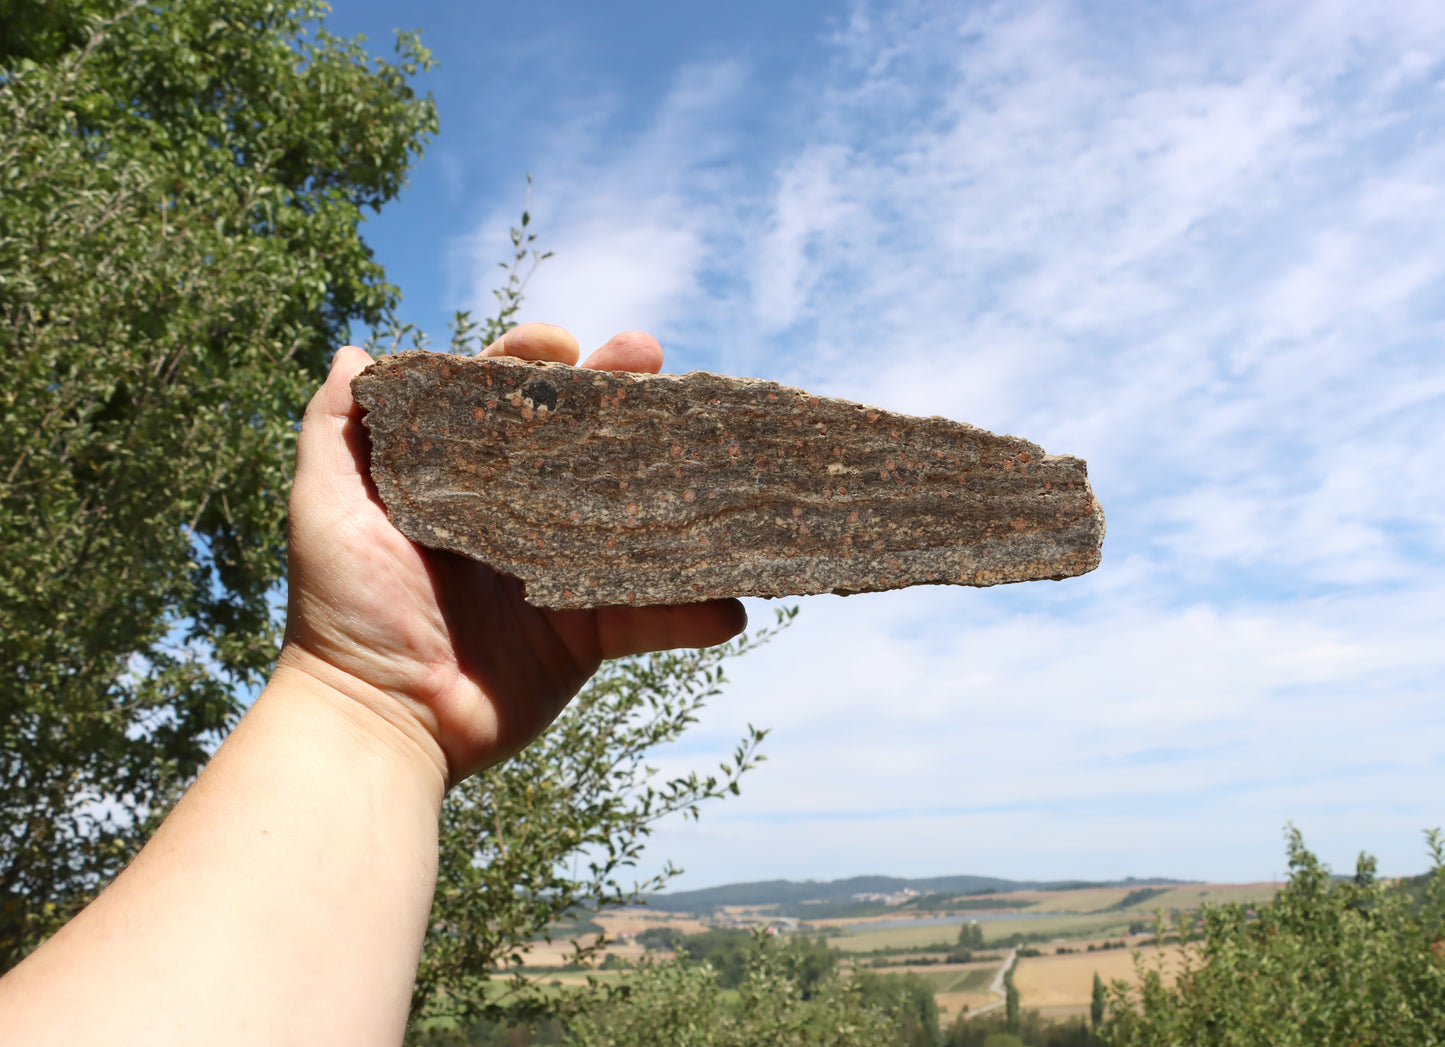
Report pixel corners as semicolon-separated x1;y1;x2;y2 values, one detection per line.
635;926;686;952
852;968;941;1047
1;0;436;968
1004;954;1021;1034
2;4;780;1030
951;919;985;961
1089;971;1104;1030
944;1010;1099;1047
409;619;784;1031
1101;827;1445;1046
678;928;774;990
563;934;918;1047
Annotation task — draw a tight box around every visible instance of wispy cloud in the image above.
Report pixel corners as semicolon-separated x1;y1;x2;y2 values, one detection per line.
456;59;753;356
451;0;1445;886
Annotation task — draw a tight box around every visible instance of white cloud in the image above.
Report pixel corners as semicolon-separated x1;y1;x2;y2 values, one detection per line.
453;0;1445;885
455;58;753;357
516;218;707;352
632;582;1445;887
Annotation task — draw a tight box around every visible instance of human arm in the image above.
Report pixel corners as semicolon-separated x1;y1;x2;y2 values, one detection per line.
0;325;746;1046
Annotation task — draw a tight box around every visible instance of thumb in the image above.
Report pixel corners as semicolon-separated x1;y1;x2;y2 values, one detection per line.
310;345;374;423
293;346;376;504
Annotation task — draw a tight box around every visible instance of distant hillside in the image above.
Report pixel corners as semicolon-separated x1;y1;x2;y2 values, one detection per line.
646;873;1195;913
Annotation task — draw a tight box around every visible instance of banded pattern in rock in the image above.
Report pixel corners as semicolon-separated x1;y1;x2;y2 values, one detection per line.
352;352;1104;609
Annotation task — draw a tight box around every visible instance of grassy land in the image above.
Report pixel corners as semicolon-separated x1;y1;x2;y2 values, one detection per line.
981;913;1135;942
1013;882;1278;915
826;923;959;952
918;966;997;994
1013;888;1140;913
1122;883;1276;912
1014;943;1183;1009
826;912;1138;953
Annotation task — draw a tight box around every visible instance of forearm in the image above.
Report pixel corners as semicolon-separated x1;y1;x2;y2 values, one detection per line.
0;662;445;1047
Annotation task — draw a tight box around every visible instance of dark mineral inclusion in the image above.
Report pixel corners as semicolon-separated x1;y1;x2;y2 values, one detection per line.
351;352;1105;609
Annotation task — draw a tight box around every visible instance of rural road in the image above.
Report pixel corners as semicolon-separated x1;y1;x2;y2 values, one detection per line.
967;947;1018;1019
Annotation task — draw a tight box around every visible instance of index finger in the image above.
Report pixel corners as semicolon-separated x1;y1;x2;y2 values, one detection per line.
581;330;664;374
481;322;580;364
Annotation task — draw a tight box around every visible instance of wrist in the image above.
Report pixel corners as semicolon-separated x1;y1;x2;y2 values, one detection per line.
271;645;451;801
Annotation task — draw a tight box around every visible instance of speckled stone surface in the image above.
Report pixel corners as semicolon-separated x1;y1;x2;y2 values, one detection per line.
351;352;1105;609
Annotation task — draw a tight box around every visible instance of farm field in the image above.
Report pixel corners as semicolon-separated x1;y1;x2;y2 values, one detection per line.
519;934;624;968
909;963;1002;1019
593;907;714;939
494;879;1270;1035
873;961;999;997
520;882;1260;1012
1014;942;1183;1009
826;922;962;952
515;939;1187;1024
980;913;1134;943
520;908;712;967
811;883;1280;957
826;912;1136;953
1120;883;1276;913
1000;882;1278;915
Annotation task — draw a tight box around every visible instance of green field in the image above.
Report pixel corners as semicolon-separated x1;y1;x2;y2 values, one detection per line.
1016;888;1137;913
981;913;1133;942
826;912;1137;953
1020;882;1278;915
826;923;958;952
918;967;996;994
1125;883;1276;913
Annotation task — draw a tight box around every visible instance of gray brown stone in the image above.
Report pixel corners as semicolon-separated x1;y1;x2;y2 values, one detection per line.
351;352;1105;609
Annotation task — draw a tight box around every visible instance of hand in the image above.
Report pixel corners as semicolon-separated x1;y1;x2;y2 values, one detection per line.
278;324;747;788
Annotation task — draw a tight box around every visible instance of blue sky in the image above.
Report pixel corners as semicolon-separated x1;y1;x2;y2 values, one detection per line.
326;0;1445;889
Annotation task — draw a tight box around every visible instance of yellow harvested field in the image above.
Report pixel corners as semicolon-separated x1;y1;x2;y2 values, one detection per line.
518;908;712;967
593;908;713;938
934;991;997;1017
519;933;618;967
1014;946;1182;1008
1011;888;1135;913
827;914;1129;953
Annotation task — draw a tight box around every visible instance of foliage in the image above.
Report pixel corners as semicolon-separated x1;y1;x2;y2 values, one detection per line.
951;920;986;963
678;928;770;989
0;0;435;969
851;967;941;1047
563;933;929;1047
408;611;791;1031
1089;972;1104;1031
3;11;782;1039
687;924;838;993
375;200;786;1033
668;926;835;994
1004;953;1020;1033
634;925;685;951
1101;827;1445;1046
945;1010;1101;1047
412;1016;564;1047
